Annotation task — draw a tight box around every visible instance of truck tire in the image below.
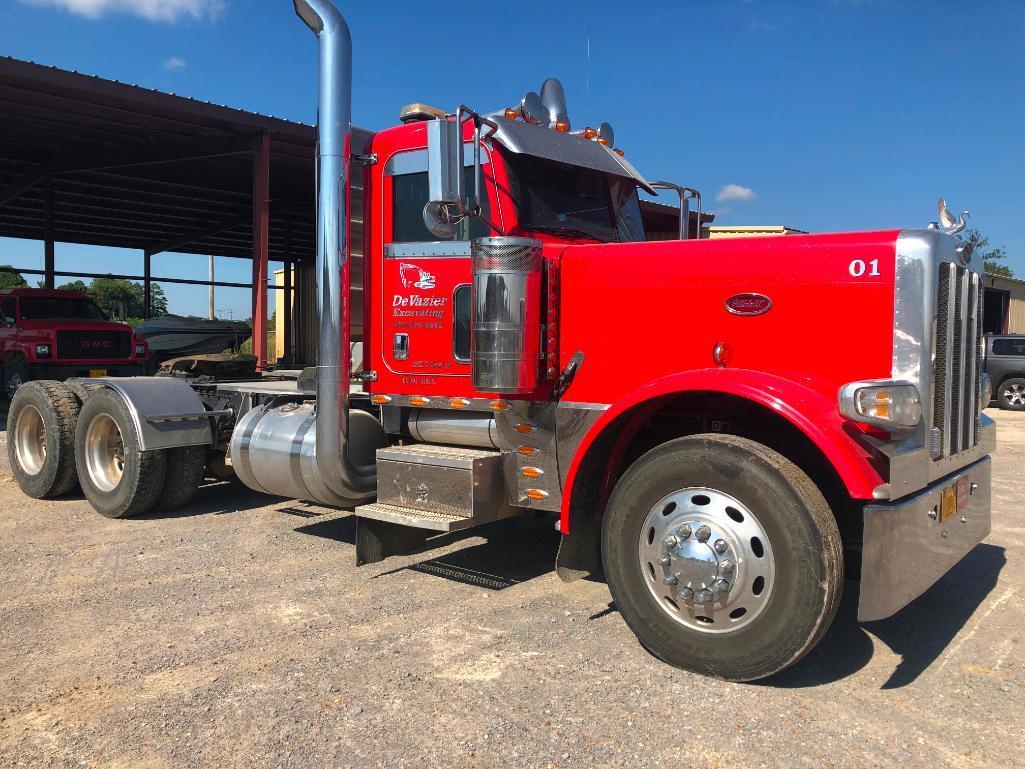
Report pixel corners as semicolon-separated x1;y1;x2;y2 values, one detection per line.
997;378;1025;411
4;359;29;401
6;381;82;499
601;433;843;682
75;389;167;518
154;445;206;512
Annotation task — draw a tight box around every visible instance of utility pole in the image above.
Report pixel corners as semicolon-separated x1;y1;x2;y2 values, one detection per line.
208;255;215;320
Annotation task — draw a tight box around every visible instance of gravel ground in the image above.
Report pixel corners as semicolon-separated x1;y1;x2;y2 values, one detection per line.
0;406;1022;769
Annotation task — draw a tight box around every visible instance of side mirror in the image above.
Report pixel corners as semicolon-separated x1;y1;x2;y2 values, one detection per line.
426;118;461;206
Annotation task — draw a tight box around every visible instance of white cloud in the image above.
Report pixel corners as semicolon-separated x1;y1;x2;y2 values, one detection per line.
715;184;758;203
21;0;225;22
163;56;186;70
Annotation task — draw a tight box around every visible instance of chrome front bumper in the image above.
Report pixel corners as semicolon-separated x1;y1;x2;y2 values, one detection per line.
858;455;992;621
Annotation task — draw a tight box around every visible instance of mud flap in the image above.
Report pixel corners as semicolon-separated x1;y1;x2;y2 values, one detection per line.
355;518;430;566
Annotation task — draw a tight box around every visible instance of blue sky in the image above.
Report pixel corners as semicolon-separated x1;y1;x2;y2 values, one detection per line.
1;0;1023;319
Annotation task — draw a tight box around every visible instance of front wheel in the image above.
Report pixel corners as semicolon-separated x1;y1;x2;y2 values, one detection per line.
4;360;29;401
997;378;1025;411
75;389;167;518
602;434;843;682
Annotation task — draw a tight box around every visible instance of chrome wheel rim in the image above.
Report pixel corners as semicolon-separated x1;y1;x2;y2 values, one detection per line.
84;413;125;492
1004;383;1025;407
638;487;775;634
14;405;46;476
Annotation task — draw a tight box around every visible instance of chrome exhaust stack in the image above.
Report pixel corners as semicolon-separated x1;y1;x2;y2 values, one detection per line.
231;0;385;507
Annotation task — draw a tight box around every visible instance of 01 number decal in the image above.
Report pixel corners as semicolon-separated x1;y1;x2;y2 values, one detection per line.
848;258;880;277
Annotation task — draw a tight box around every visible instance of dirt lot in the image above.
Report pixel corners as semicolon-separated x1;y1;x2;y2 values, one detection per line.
0;406;1022;769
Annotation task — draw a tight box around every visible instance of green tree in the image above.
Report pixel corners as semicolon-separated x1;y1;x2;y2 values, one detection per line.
0;266;28;289
89;277;168;318
964;228;1014;278
55;279;89;293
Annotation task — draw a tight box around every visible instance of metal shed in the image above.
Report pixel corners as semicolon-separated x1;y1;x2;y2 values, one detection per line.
0;56;337;369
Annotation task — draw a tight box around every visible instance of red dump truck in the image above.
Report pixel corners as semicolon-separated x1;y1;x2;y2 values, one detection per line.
4;0;994;681
1;287;147;399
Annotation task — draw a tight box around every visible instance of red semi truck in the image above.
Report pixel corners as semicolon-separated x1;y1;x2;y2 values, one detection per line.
5;0;994;681
0;288;148;399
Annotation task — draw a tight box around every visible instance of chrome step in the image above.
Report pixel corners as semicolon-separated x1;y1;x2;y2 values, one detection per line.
354;502;484;532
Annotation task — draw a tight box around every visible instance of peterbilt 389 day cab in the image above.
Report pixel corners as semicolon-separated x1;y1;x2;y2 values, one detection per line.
5;0;995;681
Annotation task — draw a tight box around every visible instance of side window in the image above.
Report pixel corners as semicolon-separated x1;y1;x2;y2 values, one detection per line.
0;298;15;324
992;338;1025;356
391;166;491;243
453;284;471;362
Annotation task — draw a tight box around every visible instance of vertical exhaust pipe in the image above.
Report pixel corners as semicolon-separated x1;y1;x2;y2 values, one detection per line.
294;0;377;498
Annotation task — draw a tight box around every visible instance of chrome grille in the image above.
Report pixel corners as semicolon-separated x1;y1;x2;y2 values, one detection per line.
932;263;981;457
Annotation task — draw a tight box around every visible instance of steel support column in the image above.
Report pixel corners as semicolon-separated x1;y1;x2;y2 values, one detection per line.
143;251;152;319
283;214;293;366
43;175;55;289
251;132;271;370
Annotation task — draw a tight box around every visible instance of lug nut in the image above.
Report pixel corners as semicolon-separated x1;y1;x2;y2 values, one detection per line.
676;523;693;539
713;579;730;594
664;535;679;548
680;586;694;600
664;573;680;586
714;539;728;554
658;554;672;566
720;560;735;574
695;588;713;604
695;525;711;543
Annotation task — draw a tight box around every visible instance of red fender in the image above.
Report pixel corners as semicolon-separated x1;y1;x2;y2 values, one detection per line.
559;368;883;533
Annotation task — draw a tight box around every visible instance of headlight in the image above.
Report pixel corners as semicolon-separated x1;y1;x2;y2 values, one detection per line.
839;380;921;428
135;343;147;356
35;344;52;358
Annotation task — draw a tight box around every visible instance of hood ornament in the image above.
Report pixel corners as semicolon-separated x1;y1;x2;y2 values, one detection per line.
938;196;970;235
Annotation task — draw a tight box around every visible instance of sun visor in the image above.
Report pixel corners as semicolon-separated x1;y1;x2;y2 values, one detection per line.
490;117;656;195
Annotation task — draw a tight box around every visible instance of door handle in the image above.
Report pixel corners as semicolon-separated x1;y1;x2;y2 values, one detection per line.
393;333;409;360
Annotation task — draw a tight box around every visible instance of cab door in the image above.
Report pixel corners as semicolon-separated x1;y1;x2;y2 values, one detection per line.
376;145;499;393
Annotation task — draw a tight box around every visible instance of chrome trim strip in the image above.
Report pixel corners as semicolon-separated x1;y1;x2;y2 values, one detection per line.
384;242;472;258
557;401;610;411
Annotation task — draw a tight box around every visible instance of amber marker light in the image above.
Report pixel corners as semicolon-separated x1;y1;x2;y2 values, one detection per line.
504;107;519;120
408;396;430;407
518;446;539;456
555;120;570;133
521;466;544;478
449;398;470;409
582;127;597;139
525;489;550;500
371;395;392;405
490;400;510;411
613;148;625;156
596;136;611;146
514;423;536;434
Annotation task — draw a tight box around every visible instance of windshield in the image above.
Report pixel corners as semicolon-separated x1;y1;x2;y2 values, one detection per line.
19;297;107;321
504;153;646;243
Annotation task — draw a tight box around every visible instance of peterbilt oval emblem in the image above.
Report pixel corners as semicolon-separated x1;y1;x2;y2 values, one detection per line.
725;293;772;316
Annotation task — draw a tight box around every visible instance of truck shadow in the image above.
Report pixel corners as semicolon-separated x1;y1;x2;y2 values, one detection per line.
296;513;559;589
763;543;1007;689
139;479;281;519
